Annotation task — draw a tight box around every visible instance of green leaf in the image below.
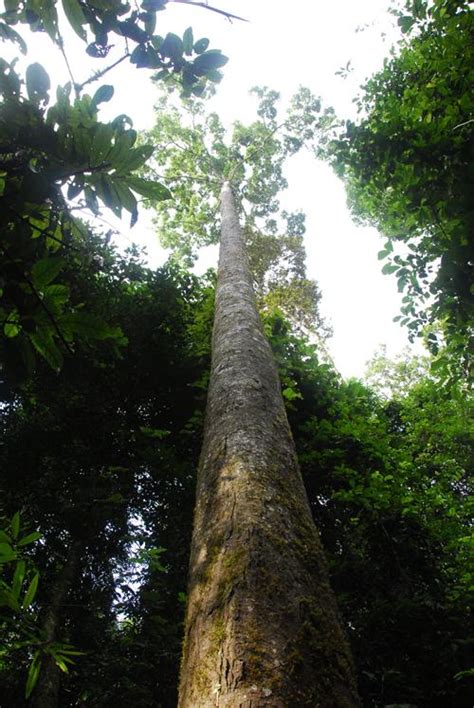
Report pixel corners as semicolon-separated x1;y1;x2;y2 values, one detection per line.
377;249;391;260
31;257;64;289
12;560;26;599
0;542;16;562
25;652;41;699
139;426;170;439
18;532;42;547
4;315;20;338
398;15;415;34
97;175;122;217
111;177;138;214
193;38;209;54
25;63;50;104
192;50;228;76
31;329;64;371
11;512;20;540
62;0;87;41
43;284;70;308
382;263;399;275
60;311;122;341
160;32;183;61
126;176;171;201
282;386;302;401
0;22;27;54
142;0;167;12
91;85;114;108
142;0;166;9
113;144;154;173
183;27;194;56
90;124;114;165
22;573;39;609
84;186;99;215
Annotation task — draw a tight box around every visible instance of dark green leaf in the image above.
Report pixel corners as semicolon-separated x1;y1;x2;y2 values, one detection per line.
126;176;171;201
11;512;20;540
25;63;50;104
12;560;26;599
62;0;87;41
193;38;209;54
382;263;399;275
183;27;194;55
22;573;39;609
31;257;64;289
84;186;100;215
160;32;183;61
91;85;114;108
192;50;228;76
112;178;138;214
0;22;27;54
141;0;166;9
18;531;42;547
31;329;64;371
60;311;122;341
25;652;41;699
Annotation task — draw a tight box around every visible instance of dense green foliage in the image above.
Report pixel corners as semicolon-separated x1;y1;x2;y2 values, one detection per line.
1;244;471;704
0;1;472;705
0;234;212;704
322;0;473;385
0;0;227;376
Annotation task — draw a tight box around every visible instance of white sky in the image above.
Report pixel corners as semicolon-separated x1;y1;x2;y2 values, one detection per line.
4;0;425;378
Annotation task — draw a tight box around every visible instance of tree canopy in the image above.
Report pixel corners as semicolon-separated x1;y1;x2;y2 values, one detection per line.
321;0;473;386
0;0;228;379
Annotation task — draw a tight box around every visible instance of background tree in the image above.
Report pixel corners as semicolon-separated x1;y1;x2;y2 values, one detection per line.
0;232;212;705
320;0;473;385
269;319;473;706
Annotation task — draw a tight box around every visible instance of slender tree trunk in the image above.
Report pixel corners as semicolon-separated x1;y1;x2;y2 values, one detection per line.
33;540;81;708
178;182;359;707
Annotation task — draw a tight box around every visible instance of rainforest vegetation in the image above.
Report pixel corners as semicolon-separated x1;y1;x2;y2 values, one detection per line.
0;0;472;706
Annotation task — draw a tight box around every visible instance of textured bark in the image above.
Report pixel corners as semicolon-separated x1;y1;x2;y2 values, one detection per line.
33;541;81;708
178;182;359;707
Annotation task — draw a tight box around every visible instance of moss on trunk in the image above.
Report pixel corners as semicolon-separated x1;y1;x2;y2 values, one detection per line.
178;182;359;707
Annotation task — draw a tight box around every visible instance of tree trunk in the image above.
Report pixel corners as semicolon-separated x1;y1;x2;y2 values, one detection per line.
33;540;81;708
178;182;359;707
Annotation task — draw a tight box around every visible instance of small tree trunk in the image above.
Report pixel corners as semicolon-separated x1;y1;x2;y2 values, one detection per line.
33;540;81;708
178;182;359;707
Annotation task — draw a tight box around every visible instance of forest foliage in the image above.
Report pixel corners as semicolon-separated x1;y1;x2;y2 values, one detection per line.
0;0;472;706
321;0;474;386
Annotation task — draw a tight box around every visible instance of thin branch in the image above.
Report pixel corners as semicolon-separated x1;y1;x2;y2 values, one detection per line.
169;0;249;22
57;32;79;97
76;53;130;93
8;209;80;252
452;118;474;131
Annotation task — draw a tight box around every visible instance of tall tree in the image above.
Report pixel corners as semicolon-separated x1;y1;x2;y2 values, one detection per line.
178;181;358;706
146;90;361;703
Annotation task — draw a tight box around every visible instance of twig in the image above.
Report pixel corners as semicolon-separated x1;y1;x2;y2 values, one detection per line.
452;118;474;131
169;0;249;22
57;32;79;97
76;53;130;92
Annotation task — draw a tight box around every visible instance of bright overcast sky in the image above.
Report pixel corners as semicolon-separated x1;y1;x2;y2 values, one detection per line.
7;0;425;378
